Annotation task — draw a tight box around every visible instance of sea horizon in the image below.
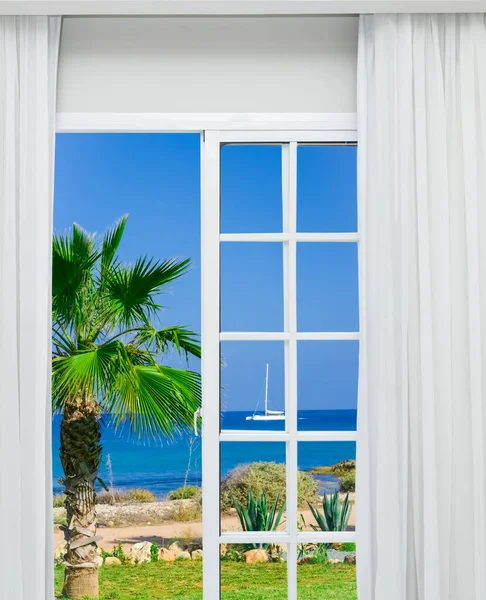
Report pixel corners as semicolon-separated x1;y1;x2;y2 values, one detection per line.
52;408;356;498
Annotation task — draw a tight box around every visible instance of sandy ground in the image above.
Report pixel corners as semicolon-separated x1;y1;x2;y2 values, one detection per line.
54;506;355;552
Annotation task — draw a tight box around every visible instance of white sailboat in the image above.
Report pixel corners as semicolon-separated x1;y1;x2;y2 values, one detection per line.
246;364;285;421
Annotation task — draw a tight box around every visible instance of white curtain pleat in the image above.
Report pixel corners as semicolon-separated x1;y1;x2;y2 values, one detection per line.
357;14;486;600
0;16;61;600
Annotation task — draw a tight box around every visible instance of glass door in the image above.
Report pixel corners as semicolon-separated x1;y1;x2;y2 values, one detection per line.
201;130;358;600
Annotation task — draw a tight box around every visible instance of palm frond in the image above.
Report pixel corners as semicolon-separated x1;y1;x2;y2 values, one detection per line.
105;364;201;439
104;257;191;328
52;217;201;442
101;215;128;274
52;224;99;331
135;325;201;360
52;341;130;408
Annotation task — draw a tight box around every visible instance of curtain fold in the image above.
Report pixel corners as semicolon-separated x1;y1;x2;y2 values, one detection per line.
0;16;61;600
357;14;486;600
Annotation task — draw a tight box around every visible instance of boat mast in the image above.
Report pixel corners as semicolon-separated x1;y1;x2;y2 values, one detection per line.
265;363;269;416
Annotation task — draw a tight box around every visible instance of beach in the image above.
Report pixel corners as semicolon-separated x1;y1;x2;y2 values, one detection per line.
53;497;356;553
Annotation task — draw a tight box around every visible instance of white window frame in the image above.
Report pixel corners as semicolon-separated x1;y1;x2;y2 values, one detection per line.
2;1;484;15
55;112;358;600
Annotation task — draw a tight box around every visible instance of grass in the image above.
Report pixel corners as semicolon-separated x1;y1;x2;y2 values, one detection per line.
54;561;357;599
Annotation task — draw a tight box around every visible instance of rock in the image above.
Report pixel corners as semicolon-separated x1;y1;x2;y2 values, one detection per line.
344;553;356;564
329;559;341;564
191;549;203;560
94;548;104;567
168;541;186;553
158;548;176;562
128;541;153;564
104;557;122;566
245;549;268;564
54;542;67;561
176;551;191;560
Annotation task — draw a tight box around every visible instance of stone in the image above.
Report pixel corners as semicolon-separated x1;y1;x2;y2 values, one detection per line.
168;541;186;553
104;557;122;566
329;559;341;564
245;549;268;564
175;551;191;560
191;549;203;560
344;554;356;564
54;542;67;561
128;541;153;564
158;548;176;562
94;548;104;567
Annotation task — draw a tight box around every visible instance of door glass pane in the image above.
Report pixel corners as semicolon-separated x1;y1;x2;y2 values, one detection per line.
221;144;283;233
221;242;284;332
221;544;288;599
298;442;356;522
297;145;357;233
221;341;285;431
297;341;358;431
297;542;357;599
297;243;359;332
221;442;287;532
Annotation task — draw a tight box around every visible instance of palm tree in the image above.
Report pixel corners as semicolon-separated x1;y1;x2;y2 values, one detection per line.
52;216;201;598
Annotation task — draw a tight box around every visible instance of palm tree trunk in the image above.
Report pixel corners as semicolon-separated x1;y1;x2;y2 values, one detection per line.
60;394;102;599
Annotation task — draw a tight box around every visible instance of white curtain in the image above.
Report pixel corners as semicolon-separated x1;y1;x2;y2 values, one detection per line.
0;16;61;600
356;14;486;600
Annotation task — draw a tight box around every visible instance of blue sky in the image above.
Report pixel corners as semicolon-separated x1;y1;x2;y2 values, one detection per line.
54;134;358;412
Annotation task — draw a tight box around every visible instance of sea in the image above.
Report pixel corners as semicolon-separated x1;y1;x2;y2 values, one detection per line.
52;409;356;498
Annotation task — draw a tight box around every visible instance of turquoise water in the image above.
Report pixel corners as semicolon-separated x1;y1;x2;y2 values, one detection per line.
52;410;356;498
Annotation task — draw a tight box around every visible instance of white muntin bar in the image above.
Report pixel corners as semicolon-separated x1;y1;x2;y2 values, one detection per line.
218;531;356;545
286;141;298;600
219;430;356;443
219;331;360;341
220;232;359;242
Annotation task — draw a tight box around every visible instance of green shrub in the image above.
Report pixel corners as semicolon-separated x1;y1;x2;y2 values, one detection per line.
339;472;355;493
150;543;159;562
309;460;355;476
53;511;67;526
101;542;127;564
125;488;156;503
53;494;66;508
168;486;201;500
338;542;356;552
220;462;318;512
220;547;245;562
305;545;328;564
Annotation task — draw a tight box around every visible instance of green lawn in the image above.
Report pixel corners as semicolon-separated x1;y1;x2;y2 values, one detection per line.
55;562;357;600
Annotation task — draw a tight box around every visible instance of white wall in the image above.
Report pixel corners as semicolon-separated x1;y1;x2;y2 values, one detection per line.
57;16;358;113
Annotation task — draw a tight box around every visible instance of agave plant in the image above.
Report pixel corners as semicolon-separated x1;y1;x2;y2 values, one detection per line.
308;491;352;533
233;491;285;549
